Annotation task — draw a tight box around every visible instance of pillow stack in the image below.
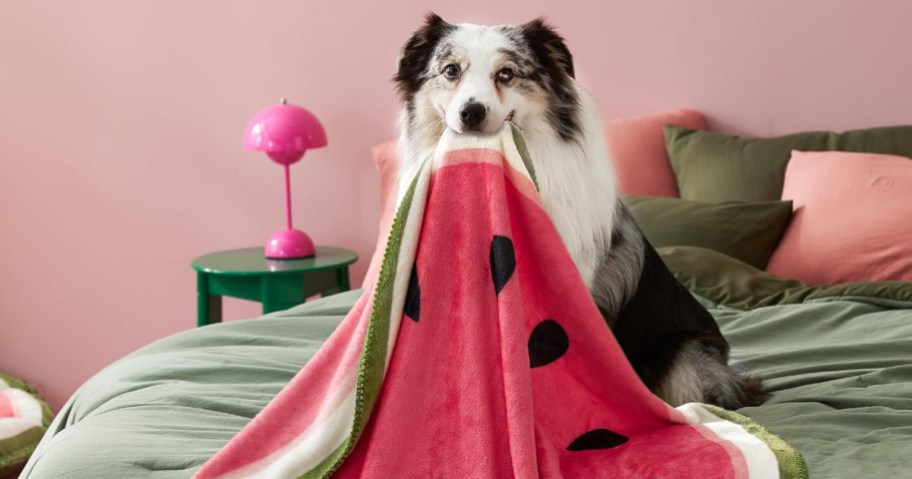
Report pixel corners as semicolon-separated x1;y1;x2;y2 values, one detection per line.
657;121;912;284
664;124;912;202
607;110;795;271
366;109;912;286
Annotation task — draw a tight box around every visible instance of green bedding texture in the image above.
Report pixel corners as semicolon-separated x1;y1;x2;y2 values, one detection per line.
21;247;912;478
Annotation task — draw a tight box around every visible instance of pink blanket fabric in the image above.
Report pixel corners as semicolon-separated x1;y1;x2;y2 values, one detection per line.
194;125;805;478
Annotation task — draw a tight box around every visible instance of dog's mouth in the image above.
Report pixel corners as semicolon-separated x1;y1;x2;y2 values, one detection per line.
450;111;516;134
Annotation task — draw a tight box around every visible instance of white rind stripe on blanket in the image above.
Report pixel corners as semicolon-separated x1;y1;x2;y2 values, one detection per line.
218;390;356;479
214;145;435;479
677;404;780;477
384;160;432;368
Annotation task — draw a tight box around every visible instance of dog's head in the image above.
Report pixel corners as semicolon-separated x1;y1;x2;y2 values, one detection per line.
395;14;579;140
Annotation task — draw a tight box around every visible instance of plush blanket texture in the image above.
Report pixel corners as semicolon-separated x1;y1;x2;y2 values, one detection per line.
192;125;804;478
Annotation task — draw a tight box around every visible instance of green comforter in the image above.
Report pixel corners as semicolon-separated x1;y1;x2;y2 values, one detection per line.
21;247;912;478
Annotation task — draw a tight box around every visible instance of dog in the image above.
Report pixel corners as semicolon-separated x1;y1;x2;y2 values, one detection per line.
393;13;766;409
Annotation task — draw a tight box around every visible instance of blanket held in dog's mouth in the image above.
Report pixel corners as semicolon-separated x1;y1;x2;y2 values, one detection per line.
194;124;806;479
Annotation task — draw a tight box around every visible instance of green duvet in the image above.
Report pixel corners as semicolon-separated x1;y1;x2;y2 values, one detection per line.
21;247;912;478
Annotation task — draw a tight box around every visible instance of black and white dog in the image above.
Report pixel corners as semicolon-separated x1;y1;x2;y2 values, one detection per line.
394;14;766;409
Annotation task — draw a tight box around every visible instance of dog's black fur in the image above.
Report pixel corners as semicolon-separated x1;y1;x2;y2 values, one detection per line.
606;206;767;408
515;19;581;141
395;14;456;105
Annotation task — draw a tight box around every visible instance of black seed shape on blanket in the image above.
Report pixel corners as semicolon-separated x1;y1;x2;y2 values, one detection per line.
528;319;569;368
490;235;516;295
567;429;629;451
404;263;420;322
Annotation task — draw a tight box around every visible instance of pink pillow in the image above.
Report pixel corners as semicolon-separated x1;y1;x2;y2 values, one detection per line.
766;150;912;284
362;140;400;288
606;109;706;197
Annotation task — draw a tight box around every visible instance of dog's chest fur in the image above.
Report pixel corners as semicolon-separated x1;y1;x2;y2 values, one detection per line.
520;86;617;287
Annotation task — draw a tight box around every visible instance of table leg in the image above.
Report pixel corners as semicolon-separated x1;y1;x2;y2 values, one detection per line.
336;266;351;292
197;272;223;326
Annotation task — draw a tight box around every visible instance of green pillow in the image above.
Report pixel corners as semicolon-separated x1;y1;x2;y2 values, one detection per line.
664;124;912;202
622;196;793;270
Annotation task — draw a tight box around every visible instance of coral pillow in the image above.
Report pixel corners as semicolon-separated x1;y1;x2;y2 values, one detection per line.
362;140;400;288
606;109;706;197
766;150;912;284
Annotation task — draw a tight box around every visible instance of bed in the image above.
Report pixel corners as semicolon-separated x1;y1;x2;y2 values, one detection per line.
22;117;912;477
19;246;912;478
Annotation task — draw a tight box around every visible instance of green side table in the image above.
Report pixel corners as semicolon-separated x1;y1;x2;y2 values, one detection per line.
192;246;358;327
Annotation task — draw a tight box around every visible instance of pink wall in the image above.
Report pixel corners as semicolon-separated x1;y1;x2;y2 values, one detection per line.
2;0;911;410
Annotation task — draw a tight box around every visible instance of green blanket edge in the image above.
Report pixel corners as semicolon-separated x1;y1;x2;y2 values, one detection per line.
703;405;809;479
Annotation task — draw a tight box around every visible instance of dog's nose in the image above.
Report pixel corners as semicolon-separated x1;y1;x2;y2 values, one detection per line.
459;102;487;129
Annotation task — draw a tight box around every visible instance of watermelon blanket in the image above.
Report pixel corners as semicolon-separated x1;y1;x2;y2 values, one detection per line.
194;125;806;479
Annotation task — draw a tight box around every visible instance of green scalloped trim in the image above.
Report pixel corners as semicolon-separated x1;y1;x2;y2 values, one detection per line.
703;405;809;479
300;163;424;479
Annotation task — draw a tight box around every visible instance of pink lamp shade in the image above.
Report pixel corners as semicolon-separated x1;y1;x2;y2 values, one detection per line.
244;99;328;165
243;99;328;260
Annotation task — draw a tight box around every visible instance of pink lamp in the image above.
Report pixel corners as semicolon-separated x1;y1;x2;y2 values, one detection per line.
243;98;328;259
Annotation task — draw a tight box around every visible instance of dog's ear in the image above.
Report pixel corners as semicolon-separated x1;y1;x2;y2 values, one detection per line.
521;18;580;141
395;13;453;98
521;18;575;79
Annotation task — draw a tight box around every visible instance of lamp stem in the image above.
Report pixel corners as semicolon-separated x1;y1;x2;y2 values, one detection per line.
283;163;293;230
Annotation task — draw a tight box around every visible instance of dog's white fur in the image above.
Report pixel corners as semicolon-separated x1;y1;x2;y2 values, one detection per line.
517;89;616;286
396;24;616;287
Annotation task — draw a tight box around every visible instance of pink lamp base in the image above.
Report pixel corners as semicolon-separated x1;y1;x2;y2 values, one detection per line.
265;228;316;259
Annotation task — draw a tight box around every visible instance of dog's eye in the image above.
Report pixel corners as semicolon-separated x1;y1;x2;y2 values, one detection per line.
443;64;461;80
496;68;515;83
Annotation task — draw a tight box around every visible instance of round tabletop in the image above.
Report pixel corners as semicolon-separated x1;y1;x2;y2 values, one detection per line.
192;246;358;276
